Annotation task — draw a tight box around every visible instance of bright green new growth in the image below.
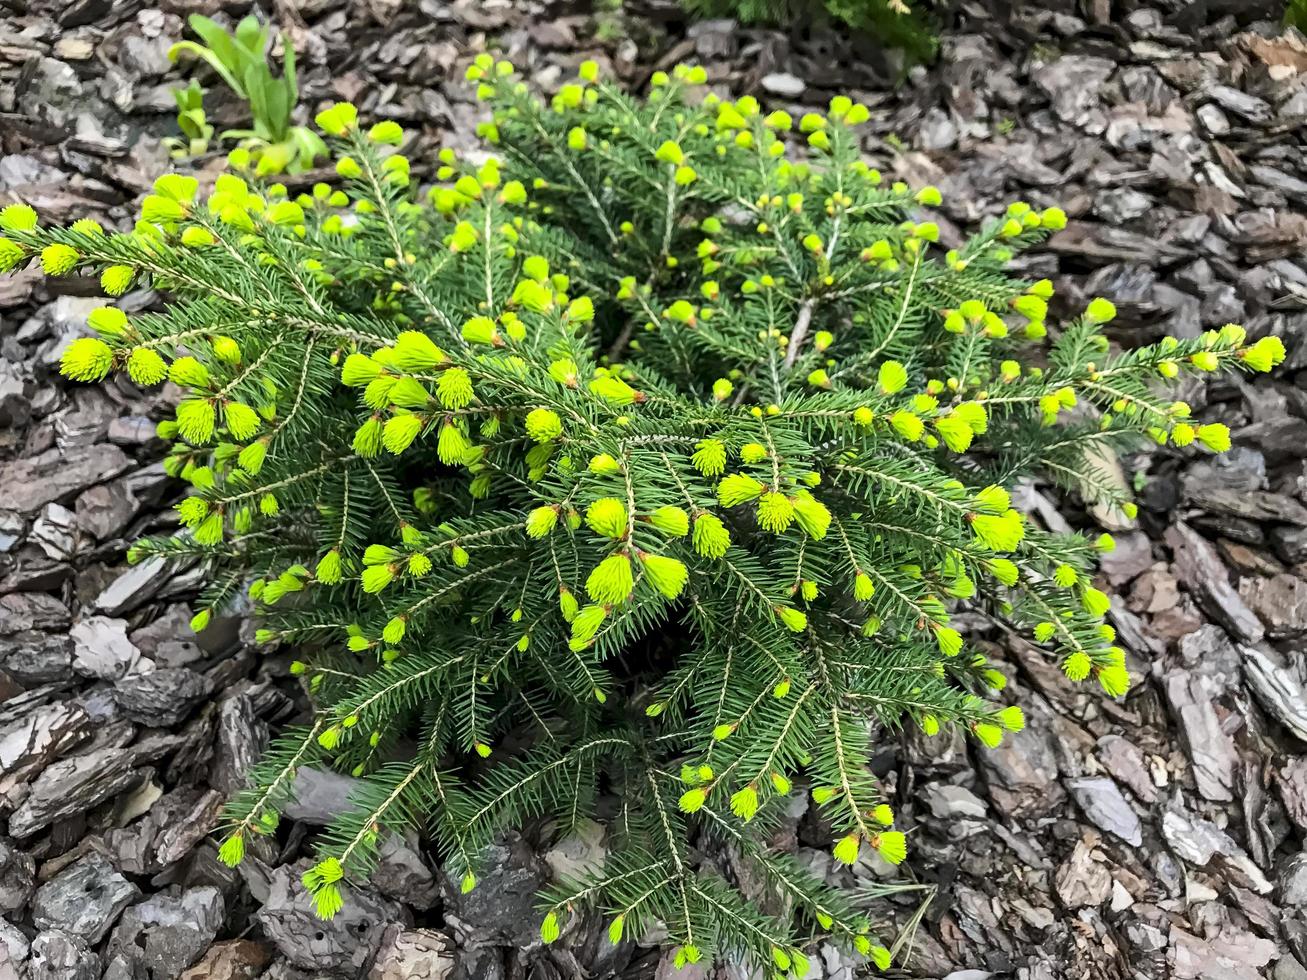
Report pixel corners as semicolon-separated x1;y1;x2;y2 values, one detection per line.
4;55;1284;973
167;14;326;173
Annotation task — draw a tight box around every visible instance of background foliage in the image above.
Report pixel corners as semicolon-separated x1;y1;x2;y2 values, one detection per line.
680;0;940;64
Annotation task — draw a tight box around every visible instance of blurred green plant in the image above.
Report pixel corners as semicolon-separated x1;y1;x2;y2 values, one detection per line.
165;79;215;159
680;0;938;65
1286;0;1307;31
594;0;628;43
168;14;327;174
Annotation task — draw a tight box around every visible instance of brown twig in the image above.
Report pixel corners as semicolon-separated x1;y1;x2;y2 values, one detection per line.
783;299;816;370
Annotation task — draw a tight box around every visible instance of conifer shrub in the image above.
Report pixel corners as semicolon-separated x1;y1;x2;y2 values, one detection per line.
1;58;1284;973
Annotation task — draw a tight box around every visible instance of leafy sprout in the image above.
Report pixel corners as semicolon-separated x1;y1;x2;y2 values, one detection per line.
167;14;326;174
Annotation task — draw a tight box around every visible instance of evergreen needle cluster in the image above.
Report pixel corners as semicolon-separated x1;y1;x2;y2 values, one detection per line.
2;58;1283;974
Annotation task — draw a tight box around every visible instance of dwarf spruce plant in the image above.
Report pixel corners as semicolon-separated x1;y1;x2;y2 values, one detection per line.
1;58;1284;974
